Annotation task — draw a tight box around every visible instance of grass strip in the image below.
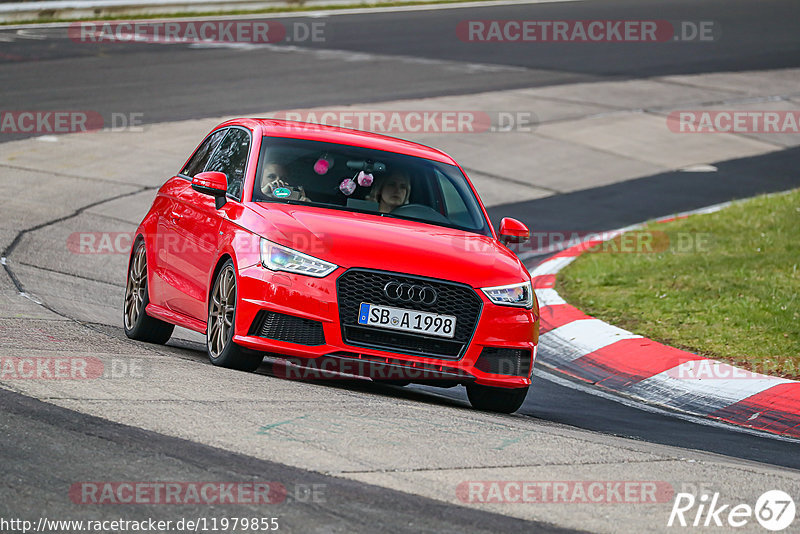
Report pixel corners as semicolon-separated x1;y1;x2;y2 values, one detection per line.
557;189;800;379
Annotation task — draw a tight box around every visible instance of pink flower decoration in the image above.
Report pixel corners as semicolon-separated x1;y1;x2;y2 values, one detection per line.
357;171;373;187
314;156;332;175
339;178;356;196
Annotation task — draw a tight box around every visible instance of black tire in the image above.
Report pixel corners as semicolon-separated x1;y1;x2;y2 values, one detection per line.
123;240;174;344
206;259;263;372
466;384;529;414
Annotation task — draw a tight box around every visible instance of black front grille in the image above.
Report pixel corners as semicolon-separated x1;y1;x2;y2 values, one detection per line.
336;269;482;359
474;347;531;377
249;311;325;346
344;325;464;357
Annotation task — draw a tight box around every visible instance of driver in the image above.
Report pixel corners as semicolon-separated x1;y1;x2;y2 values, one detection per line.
367;169;411;213
261;162;309;202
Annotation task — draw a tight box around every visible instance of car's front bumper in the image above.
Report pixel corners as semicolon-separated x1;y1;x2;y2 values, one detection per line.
232;264;538;388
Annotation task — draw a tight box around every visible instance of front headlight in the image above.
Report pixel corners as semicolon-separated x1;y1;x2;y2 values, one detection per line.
481;281;533;308
259;238;338;277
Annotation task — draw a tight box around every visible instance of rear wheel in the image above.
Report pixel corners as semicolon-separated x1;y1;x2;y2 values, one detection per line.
466;384;529;414
207;260;263;372
123;240;174;344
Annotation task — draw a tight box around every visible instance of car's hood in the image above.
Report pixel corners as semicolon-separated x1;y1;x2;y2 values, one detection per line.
245;203;529;287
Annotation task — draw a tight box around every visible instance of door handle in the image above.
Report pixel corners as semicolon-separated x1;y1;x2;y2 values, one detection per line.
170;211;182;223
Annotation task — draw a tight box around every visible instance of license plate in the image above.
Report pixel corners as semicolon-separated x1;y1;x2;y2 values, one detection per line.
357;303;456;339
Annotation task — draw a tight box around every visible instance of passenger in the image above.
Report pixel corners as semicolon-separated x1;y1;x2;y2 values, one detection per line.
261;162;309;201
367;169;411;213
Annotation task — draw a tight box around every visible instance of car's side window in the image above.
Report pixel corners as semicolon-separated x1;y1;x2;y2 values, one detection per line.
205;128;251;200
436;171;477;228
181;129;227;178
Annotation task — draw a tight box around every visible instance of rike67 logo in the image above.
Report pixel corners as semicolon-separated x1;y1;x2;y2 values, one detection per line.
668;490;796;531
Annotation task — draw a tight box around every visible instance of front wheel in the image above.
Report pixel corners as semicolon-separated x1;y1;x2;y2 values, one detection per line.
466;384;529;414
207;260;263;372
123;240;174;344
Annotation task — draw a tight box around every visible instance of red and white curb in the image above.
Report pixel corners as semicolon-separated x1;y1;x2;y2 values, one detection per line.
529;203;800;440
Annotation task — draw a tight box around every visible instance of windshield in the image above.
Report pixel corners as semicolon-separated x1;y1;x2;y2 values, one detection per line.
253;136;491;235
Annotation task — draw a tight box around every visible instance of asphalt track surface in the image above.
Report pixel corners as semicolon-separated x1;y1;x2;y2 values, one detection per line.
1;386;567;534
2;0;800;531
2;0;800;139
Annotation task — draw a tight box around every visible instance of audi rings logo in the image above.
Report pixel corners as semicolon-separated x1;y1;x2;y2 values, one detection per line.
383;281;438;305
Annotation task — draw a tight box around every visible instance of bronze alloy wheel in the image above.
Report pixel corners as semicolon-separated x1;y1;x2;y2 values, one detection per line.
208;264;236;359
123;240;174;344
124;243;147;331
206;260;263;372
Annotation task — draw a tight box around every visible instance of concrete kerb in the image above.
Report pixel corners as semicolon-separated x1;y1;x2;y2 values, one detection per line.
529;195;800;440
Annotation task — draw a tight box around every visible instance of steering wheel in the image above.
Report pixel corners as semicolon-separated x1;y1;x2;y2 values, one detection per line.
391;203;450;224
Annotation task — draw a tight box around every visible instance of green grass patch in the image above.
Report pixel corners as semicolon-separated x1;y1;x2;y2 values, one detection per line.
2;0;486;25
557;189;800;379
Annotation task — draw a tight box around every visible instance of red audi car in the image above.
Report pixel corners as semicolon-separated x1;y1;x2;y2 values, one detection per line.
124;118;539;413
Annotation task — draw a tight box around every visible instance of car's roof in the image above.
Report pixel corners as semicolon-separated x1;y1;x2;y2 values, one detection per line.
219;118;458;165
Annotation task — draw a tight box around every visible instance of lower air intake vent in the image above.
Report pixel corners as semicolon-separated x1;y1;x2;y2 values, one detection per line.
250;311;325;346
474;347;531;377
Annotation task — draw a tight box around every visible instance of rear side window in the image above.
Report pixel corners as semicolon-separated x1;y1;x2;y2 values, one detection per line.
181;129;227;177
205;128;251;199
